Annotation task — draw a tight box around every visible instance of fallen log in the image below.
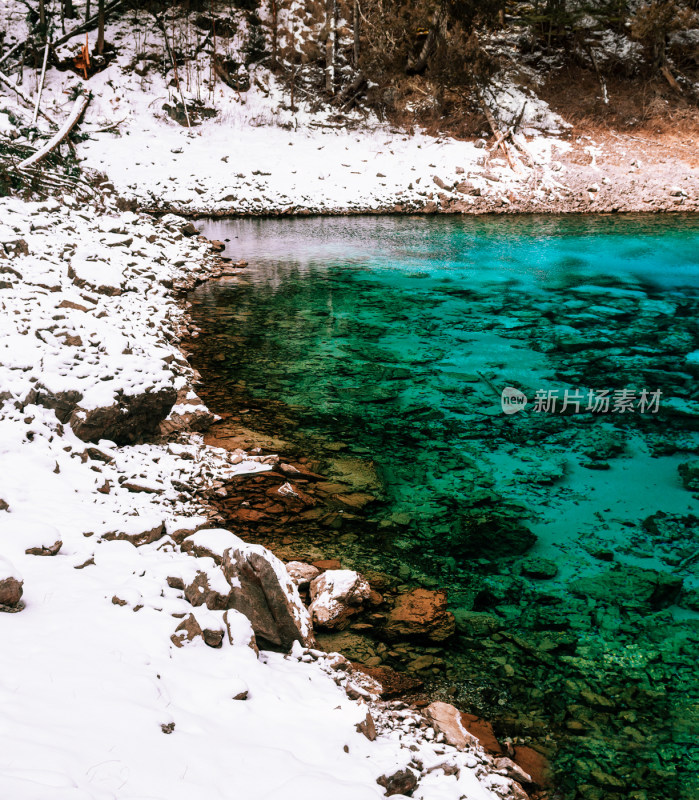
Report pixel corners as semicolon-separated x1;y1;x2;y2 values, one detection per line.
17;93;89;169
0;41;23;68
661;65;682;93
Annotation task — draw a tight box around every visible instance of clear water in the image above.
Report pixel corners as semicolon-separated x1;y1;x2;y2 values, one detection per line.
192;215;699;799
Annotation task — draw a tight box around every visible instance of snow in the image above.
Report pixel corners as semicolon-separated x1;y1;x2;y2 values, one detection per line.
0;4;571;217
0;555;21;583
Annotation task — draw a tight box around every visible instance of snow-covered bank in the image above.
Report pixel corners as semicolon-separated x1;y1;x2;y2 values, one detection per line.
0;198;534;799
2;4;694;219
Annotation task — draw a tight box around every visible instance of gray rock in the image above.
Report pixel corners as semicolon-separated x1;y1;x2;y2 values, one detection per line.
222;543;314;651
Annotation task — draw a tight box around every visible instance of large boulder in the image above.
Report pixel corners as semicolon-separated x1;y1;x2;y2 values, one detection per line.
222;539;314;651
32;383;176;445
308;569;370;630
384;588;455;642
0;557;23;610
70;388;177;444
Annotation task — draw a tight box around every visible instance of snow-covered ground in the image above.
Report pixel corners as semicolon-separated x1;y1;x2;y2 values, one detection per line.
0;2;572;216
0;199;532;799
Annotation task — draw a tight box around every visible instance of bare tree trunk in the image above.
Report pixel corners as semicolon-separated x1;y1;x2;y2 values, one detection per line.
353;0;360;68
270;0;278;71
65;0;75;20
97;0;105;55
325;0;336;94
85;0;91;21
406;0;447;75
39;0;46;31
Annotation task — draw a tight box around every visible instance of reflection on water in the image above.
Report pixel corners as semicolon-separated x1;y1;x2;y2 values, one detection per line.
192;214;699;800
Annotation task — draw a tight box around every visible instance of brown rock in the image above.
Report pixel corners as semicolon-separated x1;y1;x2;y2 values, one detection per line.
385;588;455;642
494;757;532;785
352;663;423;698
222;543;314;651
308;570;370;630
513;745;553;788
202;628;224;648
25;540;62;556
209;240;226;252
184;570;231;610
312;559;342;571
376;768;418;797
460;713;503;754
69;388;178;445
102;521;164;547
122;481;162;494
285;561;321;589
171;613;203;647
426;702;478;749
181;222;199;237
355;712;377;741
58;299;90;312
0;576;23;609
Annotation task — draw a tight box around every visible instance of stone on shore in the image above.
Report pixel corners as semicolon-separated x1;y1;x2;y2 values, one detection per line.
184;568;232;610
376;768;418;796
0;557;23;610
32;383;177;445
181;528;242;563
70;388;178;444
222;540;314;650
308;569;370;630
285;560;321;590
425;701;479;749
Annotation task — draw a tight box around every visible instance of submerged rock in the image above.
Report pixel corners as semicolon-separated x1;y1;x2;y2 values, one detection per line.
678;460;699;491
520;557;558;580
570;565;683;610
385;588;455;642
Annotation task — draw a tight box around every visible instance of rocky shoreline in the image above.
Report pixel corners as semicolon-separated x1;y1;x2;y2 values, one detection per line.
0;197;546;800
177;222;556;796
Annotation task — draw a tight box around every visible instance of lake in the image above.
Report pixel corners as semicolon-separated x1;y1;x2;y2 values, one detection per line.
190;214;699;799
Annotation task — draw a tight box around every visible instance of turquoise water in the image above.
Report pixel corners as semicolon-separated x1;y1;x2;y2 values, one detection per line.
192;215;699;799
